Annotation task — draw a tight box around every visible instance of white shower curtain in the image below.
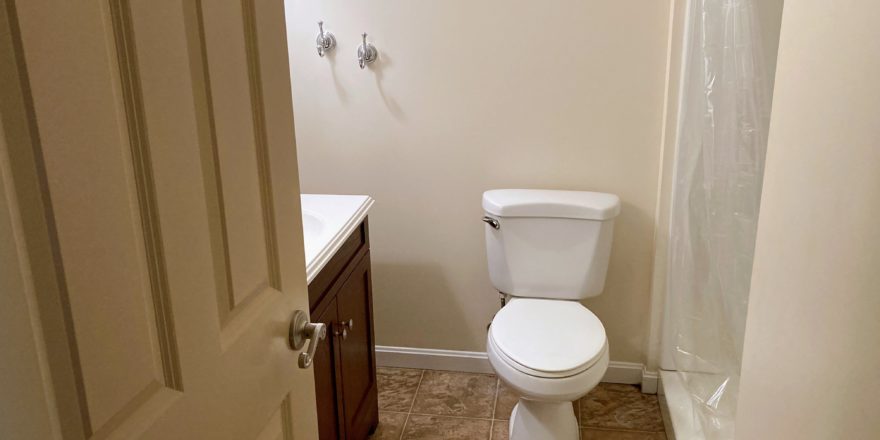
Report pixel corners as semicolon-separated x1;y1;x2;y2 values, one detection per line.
668;0;772;438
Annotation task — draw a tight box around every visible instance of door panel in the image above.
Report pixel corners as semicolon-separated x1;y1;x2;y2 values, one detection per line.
0;106;61;440
190;0;288;350
254;396;294;440
9;0;181;433
337;253;378;438
3;0;318;438
199;0;278;315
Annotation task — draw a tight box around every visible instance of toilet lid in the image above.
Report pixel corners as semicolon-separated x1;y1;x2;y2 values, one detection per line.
489;298;607;377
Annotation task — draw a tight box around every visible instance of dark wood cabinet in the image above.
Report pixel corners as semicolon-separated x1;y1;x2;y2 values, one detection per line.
310;219;378;440
312;296;343;440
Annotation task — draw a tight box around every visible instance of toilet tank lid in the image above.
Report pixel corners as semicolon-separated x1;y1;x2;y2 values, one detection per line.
482;189;620;220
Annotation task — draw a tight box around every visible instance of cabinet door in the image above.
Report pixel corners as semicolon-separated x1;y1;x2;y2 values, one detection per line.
337;252;379;439
312;297;344;440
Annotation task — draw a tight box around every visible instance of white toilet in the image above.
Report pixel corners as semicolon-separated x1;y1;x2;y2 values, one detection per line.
482;189;620;440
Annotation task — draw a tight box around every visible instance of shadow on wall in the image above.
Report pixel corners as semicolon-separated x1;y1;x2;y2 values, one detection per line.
323;45;348;104
320;37;405;121
371;261;490;351
368;53;405;122
583;200;656;362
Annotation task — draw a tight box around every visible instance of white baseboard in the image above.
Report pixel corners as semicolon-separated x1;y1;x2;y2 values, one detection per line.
641;367;660;394
601;360;644;385
376;345;495;374
376;345;658;392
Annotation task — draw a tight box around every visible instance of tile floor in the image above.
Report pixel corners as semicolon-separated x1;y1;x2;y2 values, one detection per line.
370;367;666;440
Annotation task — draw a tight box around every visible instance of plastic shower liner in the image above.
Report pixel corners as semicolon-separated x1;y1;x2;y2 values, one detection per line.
667;0;773;438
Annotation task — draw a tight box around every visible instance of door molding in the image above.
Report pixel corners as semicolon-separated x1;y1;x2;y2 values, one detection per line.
109;0;182;391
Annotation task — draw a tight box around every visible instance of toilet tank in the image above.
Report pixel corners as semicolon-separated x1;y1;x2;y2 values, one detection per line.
482;189;620;300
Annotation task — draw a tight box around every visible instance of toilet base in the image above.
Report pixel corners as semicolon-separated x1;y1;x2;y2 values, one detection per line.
509;399;579;440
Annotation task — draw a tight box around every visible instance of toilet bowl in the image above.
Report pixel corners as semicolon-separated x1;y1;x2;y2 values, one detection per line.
487;298;609;439
482;189;620;440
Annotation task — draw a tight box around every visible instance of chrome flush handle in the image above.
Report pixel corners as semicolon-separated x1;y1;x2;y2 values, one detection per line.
289;310;327;369
482;216;500;229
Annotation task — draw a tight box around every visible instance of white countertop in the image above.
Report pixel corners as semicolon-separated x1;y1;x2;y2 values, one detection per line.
301;194;374;284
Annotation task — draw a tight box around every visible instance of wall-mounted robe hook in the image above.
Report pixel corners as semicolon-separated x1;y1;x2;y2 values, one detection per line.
357;33;378;69
316;21;336;57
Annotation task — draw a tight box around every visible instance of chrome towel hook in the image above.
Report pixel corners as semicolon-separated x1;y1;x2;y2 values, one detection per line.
315;21;336;57
357;32;378;69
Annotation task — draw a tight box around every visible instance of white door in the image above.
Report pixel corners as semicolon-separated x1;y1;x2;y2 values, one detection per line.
0;1;319;439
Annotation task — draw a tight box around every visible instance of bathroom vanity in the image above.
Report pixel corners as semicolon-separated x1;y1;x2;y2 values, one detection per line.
301;195;378;440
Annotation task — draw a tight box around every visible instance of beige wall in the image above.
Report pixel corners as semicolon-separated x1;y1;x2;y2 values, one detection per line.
646;0;688;370
286;1;670;361
736;1;880;438
755;0;784;79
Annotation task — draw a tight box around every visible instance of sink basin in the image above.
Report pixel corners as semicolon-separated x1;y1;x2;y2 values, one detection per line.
301;194;374;283
302;209;325;242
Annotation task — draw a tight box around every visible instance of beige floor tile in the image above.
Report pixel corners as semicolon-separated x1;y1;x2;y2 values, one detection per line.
491;420;509;440
372;373;666;439
377;367;424;412
369;412;408;440
493;380;520;421
402;414;492;440
580;384;664;431
411;370;497;418
581;428;666;439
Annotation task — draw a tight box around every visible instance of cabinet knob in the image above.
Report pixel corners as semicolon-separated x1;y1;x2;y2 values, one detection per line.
336;319;354;339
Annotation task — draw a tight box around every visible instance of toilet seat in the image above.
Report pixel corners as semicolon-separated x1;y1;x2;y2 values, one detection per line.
489;298;607;378
487;331;609;402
